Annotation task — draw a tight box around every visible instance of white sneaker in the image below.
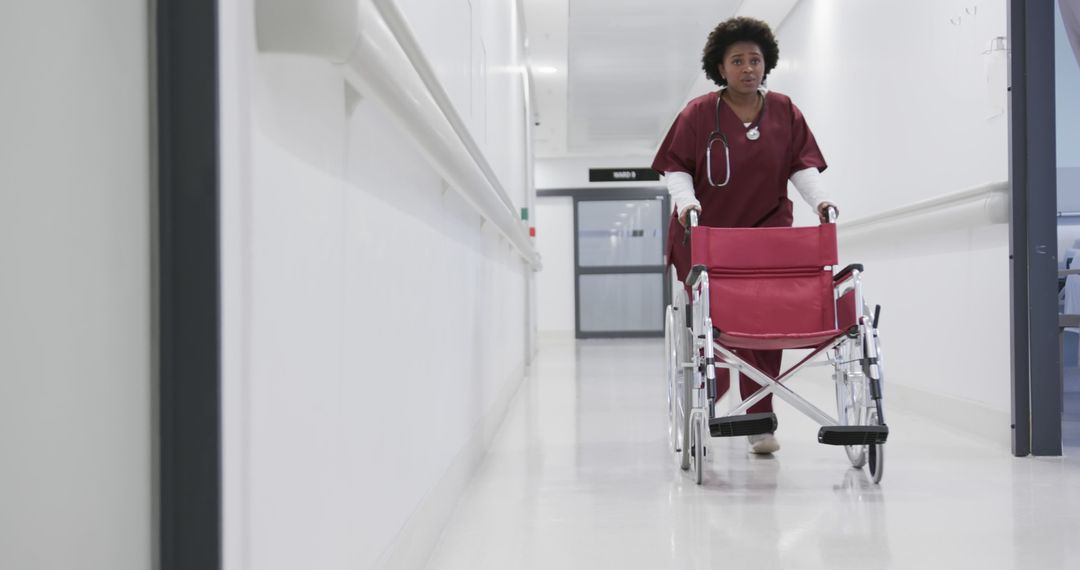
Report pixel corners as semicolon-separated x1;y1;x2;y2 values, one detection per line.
748;433;780;454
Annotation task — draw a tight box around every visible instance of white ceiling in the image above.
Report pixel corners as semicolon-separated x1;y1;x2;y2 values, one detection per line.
522;0;799;160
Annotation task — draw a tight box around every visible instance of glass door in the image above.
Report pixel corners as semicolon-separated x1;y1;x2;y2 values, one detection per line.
1057;0;1080;447
574;191;669;338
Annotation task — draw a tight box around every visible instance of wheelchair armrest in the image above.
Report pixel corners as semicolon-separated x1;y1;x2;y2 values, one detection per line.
685;264;708;288
833;263;864;283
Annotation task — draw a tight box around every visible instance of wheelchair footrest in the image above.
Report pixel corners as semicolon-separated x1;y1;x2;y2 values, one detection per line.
817;425;889;446
709;412;777;437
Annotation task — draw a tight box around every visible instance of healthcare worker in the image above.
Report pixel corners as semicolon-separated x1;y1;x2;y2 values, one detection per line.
652;16;836;454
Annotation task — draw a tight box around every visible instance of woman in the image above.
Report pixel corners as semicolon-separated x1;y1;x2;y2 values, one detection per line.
652;16;835;455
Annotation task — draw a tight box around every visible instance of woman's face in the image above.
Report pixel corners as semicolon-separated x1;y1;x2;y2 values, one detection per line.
719;41;765;96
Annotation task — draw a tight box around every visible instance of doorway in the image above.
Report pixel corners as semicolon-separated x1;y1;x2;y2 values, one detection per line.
1055;0;1080;448
573;189;670;338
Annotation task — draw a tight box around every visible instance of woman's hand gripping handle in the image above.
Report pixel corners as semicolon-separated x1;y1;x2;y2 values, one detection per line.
682;208;699;246
823;204;839;224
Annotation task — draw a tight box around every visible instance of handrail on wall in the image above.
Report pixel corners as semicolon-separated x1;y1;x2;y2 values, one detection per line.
837;180;1009;237
255;0;541;269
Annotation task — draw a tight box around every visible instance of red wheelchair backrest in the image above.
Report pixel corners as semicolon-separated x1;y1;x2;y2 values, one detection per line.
690;224;839;336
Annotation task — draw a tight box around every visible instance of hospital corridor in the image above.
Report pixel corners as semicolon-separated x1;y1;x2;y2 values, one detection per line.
1;1;1079;569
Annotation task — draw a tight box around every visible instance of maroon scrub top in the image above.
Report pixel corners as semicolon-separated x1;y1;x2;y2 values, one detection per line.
652;90;827;281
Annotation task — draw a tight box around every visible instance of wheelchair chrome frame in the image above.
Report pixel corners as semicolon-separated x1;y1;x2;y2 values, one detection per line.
666;283;696;470
670;207;886;483
680;207;885;425
714;335;849;424
686;266;715;481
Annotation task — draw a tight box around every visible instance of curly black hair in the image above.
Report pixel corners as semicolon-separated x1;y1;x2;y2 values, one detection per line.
701;16;780;87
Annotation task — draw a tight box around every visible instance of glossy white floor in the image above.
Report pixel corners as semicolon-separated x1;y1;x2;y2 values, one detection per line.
425;337;1080;570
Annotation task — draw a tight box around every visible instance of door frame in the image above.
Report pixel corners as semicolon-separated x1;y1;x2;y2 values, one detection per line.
156;0;223;567
1009;0;1061;456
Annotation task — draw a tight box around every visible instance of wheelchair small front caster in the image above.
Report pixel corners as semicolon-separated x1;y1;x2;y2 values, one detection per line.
689;416;706;485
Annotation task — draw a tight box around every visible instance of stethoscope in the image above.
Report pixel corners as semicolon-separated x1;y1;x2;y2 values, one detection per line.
705;90;766;187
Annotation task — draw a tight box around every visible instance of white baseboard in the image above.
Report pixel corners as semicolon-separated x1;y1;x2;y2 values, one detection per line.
886;382;1012;451
374;361;529;570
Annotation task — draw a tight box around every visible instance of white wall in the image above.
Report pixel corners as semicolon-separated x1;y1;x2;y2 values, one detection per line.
535;197;575;333
536;155;662;189
771;0;1009;222
0;3;153;569
770;0;1013;439
221;2;535;569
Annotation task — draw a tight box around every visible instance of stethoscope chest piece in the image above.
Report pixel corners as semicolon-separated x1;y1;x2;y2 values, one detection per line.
746;126;760;141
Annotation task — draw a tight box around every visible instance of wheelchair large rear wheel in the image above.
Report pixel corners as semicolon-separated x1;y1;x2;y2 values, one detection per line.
862;313;887;484
839;378;869;469
665;305;676;451
834;341;868;469
837;301;891;472
841;306;887;482
665;305;691;470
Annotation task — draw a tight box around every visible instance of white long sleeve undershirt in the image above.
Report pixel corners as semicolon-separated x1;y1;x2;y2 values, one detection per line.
788;167;830;212
665;171;698;217
664;167;832;218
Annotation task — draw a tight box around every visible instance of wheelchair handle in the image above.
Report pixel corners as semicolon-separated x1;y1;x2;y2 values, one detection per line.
825;205;839;224
682;208;699;246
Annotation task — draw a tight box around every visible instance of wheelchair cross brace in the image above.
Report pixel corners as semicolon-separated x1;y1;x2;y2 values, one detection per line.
710;337;848;427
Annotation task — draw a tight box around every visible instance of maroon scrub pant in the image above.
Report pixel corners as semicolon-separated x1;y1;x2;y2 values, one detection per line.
714;348;780;417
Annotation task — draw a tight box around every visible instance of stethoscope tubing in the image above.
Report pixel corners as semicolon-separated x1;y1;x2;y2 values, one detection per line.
706;129;731;187
705;91;765;188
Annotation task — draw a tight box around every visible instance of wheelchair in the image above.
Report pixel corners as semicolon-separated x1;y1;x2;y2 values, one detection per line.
665;209;888;485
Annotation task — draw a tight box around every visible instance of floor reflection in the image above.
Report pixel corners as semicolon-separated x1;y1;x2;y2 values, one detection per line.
426;338;1080;570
